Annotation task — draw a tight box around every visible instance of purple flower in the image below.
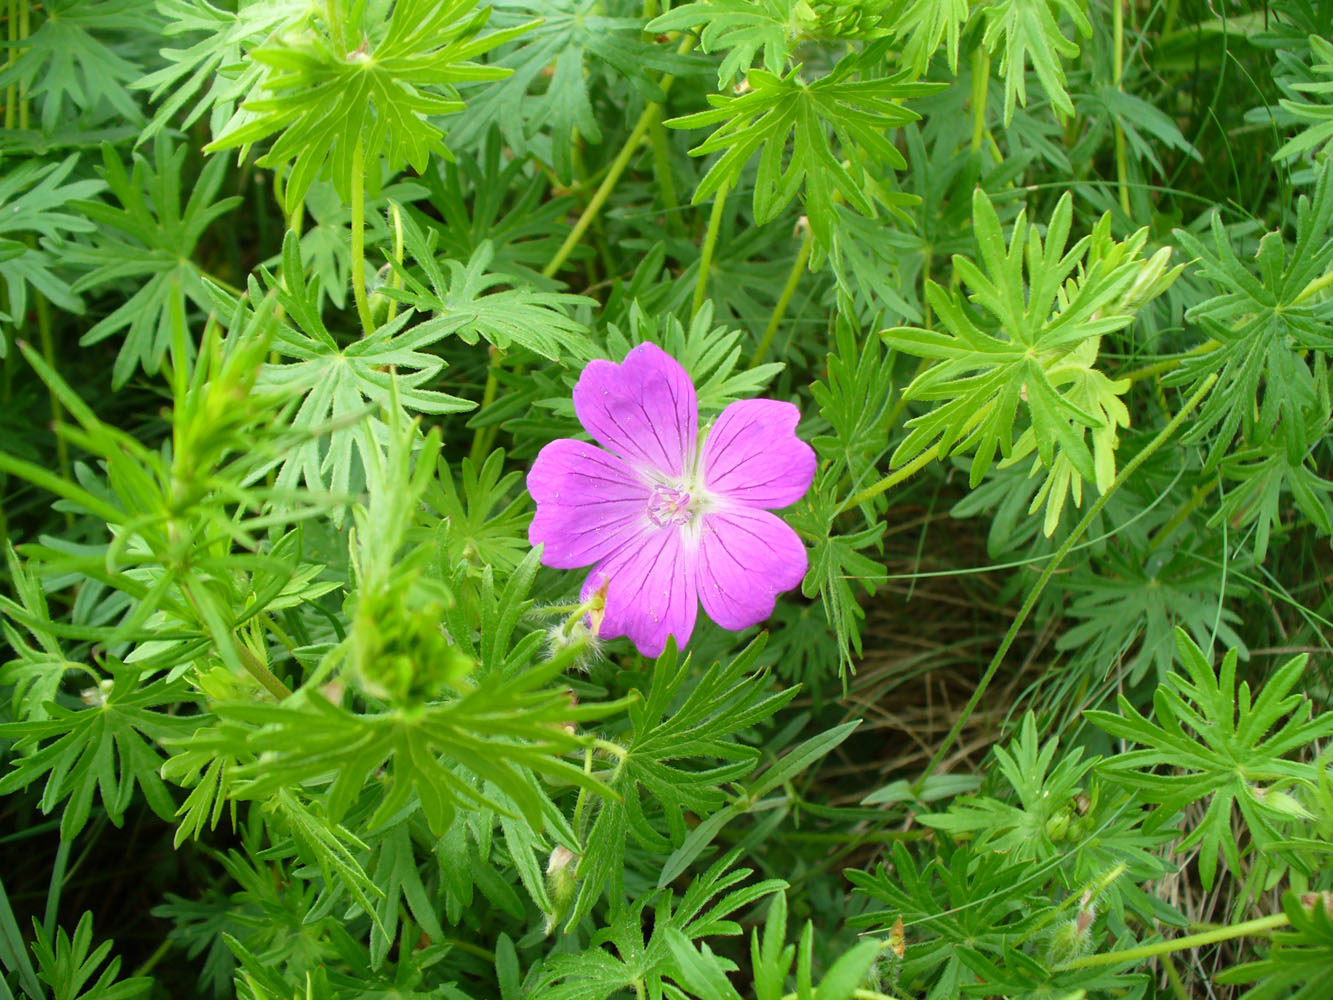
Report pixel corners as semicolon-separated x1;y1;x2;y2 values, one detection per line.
528;343;816;657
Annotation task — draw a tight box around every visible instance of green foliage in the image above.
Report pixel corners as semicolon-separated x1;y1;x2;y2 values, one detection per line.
0;663;194;840
29;912;151;1000
0;156;103;343
884;188;1179;534
69;135;241;386
206;0;533;213
981;0;1091;123
1168;161;1333;470
1087;629;1333;891
2;1;1332;997
665;45;938;246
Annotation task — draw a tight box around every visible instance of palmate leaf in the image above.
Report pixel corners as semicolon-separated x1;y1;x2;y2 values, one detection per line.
1167;160;1333;469
384;215;595;363
0;155;103;343
1057;539;1250;686
29;911;152;1000
250;232;472;497
68;134;241;387
793;467;887;674
1210;365;1333;563
453;0;701;183
981;0;1092;124
1086;629;1333;890
884;189;1177;532
569;638;796;928
206;0;534;213
137;0;309;142
647;0;799;88
1273;34;1333;161
1219;892;1333;1000
665;45;938;247
847;839;1050;999
538;851;785;1000
0;0;151;133
0;662;196;840
191;644;611;838
919;713;1097;863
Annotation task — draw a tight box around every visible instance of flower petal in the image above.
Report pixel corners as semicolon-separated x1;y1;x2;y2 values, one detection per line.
697;506;807;631
581;526;697;658
573;342;698;478
702;399;816;508
528;439;651;569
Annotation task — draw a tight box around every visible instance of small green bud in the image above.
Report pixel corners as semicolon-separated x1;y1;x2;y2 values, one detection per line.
542;846;579;936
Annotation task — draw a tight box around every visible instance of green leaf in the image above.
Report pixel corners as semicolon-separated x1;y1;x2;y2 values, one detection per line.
665;47;937;247
1086;629;1333;890
981;0;1092;124
69;135;241;387
0;662;196;840
206;0;533;213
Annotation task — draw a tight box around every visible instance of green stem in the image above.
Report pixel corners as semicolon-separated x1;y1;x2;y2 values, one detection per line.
349;139;374;336
649;117;684;236
1057;912;1288;971
752;232;812;368
16;0;27;130
1113;0;1130;215
1148;479;1217;551
35;292;73;528
5;0;18;130
132;938;173;979
915;374;1218;788
43;840;69;940
468;349;500;466
970;47;990;153
542;34;696;279
838;445;939;514
692;182;729;319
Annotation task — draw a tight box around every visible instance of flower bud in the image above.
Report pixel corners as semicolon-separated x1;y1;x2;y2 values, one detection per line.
542;845;579;936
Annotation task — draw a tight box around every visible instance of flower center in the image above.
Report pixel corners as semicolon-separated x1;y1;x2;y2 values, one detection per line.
646;484;692;527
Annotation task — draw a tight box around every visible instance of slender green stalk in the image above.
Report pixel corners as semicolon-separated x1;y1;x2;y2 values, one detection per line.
970;47;990;153
915;374;1218;787
132;938;173;979
1148;479;1218;551
1113;0;1130;215
42;840;69;940
468;349;500;466
349;139;375;336
542;35;696;279
838;445;940;514
691;182;729;319
649;117;684;236
35;292;73;528
1057;912;1288;971
17;0;28;130
5;0;18;129
752;232;812;368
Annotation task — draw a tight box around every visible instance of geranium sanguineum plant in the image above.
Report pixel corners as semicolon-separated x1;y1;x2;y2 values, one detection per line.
527;343;816;656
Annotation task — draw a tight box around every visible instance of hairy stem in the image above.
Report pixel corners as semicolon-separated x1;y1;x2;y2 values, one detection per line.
915;374;1218;787
1057;912;1289;971
752;231;812;368
692;182;729;319
838;445;940;514
349;139;374;336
